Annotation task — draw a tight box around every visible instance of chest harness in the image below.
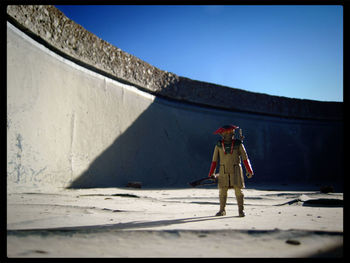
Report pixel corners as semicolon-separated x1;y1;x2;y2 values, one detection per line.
221;140;235;155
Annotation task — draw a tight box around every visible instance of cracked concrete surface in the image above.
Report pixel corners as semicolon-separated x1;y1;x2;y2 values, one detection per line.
7;187;343;257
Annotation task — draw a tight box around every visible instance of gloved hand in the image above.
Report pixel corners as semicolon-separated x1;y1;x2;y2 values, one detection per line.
210;174;217;179
246;173;253;179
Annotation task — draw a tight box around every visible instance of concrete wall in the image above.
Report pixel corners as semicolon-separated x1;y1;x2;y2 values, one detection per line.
7;6;343;190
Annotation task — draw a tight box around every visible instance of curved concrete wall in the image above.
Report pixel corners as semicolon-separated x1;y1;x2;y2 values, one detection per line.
7;5;343;189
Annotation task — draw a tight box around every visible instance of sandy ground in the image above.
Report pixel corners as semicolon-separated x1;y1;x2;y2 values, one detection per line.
7;184;343;258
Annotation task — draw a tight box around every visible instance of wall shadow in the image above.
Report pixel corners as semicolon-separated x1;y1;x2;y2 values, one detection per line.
68;96;344;189
68;97;218;188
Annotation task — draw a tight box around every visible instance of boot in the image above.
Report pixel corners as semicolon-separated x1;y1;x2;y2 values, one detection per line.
215;210;226;216
237;195;245;217
216;192;227;216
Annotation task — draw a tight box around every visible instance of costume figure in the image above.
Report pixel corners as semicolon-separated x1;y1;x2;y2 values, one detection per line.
208;125;254;217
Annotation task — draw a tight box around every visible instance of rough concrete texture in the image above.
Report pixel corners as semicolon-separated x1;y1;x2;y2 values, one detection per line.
7;187;343;257
7;5;344;189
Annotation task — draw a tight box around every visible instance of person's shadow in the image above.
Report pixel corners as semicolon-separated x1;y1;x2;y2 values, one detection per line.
21;215;241;233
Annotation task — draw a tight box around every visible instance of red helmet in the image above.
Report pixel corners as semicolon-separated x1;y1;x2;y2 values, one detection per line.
213;124;239;134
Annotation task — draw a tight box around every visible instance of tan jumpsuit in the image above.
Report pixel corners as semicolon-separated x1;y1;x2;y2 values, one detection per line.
211;139;252;213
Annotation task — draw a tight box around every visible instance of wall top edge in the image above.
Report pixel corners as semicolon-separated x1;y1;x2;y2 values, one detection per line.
7;5;343;121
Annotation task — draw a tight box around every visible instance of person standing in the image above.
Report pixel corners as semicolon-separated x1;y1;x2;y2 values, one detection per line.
208;125;254;217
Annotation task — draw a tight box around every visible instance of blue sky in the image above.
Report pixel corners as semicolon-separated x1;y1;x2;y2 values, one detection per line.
55;5;343;102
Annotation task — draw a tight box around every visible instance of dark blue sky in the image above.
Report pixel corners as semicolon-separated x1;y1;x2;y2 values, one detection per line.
55;5;343;102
